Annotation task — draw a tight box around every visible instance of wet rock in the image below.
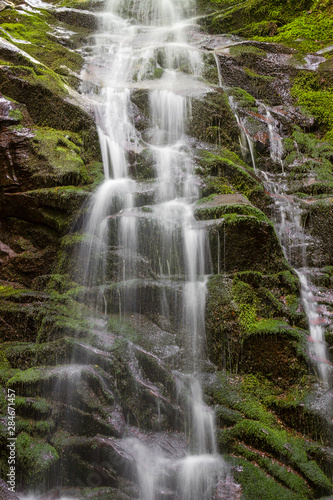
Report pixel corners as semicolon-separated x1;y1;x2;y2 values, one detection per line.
215;44;294;106
304;197;333;266
187;89;240;150
197;193;252;209
0;478;19;499
54;8;99;30
207;212;286;274
0;0;13;10
197;148;269;207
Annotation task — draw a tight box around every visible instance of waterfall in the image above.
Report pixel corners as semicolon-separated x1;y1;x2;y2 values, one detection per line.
73;0;225;497
268;177;331;385
214;53;331;386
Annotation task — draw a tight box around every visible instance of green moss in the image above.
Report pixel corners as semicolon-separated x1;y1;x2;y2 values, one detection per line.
1;338;74;369
13;415;55;438
229;45;267;57
8;107;23;121
213;372;330;480
195;200;270;222
16;432;59;490
232;277;259;330
211;371;331;496
0;10;84;73
230;457;306;500
0;285;31;299
291;74;333;137
244;67;275;81
200;176;236;196
222;418;332;492
227;87;258;109
197;150;268;209
253;7;333;53
107;316;138;342
29;127;90;186
7;367;45;387
217;147;250;168
285;128;333;193
0;348;10;370
200;0;333;59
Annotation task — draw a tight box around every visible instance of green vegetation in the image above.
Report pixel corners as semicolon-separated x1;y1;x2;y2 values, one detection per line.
29;127;91;187
0;9;84;72
0;0;332;497
197;150;269;209
226;87;258;109
16;432;59;490
195;199;270;221
210;372;332;499
291;74;333;138
284;127;333;193
200;0;333;50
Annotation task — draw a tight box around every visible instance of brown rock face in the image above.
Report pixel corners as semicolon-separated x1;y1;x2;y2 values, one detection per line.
0;96;35;192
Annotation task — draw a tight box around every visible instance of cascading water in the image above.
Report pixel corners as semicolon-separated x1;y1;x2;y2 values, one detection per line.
264;171;331;385
215;50;332;386
72;0;226;497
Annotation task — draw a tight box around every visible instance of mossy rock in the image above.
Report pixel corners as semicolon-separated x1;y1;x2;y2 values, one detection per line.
0;301;44;343
229;457;307;500
304;198;333;266
226;86;258;109
195;194;267;221
221;419;332;495
242;320;309;384
197;149;269;210
0;64;100;147
207;372;333;498
16;432;59;492
205;270;307;384
187;90;240;150
208;213;286;274
216;50;283;105
1;338;74;369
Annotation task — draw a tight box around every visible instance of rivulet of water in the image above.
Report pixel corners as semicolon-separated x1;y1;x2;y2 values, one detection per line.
74;0;226;497
214;50;332;385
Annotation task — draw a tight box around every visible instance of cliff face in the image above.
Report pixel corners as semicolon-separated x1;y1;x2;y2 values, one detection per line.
0;0;332;498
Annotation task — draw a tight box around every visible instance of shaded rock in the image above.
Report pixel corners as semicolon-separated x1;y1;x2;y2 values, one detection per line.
196;149;269;211
187;89;240;150
215;43;294;106
207;212;286;274
54;8;99;30
304;197;333;266
0;478;19;500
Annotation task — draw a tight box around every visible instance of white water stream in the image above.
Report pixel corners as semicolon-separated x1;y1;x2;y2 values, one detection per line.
265;171;331;384
77;0;224;498
216;52;331;385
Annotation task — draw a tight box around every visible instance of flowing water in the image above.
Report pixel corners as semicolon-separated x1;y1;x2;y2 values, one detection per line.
215;52;332;385
72;0;225;497
262;109;331;385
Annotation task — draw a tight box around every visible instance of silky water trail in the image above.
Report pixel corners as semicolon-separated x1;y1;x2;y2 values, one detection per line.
59;0;226;498
215;52;332;389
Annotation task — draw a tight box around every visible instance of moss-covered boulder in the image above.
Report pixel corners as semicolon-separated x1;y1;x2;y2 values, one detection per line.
206;372;333;499
205;270;308;386
196;149;269;210
16;432;59;492
196;194;287;274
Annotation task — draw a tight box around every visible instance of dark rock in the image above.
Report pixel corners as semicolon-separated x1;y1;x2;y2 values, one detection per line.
0;479;19;500
54;8;99;30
